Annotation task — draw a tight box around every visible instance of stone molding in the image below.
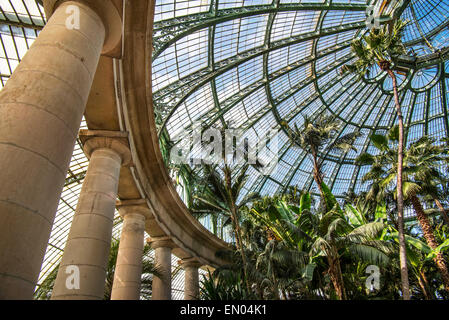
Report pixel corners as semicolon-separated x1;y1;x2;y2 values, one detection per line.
79;130;132;166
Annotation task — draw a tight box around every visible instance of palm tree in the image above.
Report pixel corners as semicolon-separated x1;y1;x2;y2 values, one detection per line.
412;141;449;228
171;162;233;238
357;131;449;292
200;269;258;300
342;18;410;299
255;239;308;299
190;177;231;238
281;113;360;210
34;239;161;300
193;163;260;292
402;234;435;299
405;137;449;291
251;191;391;300
304;208;390;300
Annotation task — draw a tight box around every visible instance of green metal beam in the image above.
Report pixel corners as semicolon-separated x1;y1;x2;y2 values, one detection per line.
328;84;395;193
240;56;355;133
326;87;377;192
404;20;449;48
0;12;45;30
392;0;412;18
441;63;449;138
167;42;353;145
152;2;367;59
404;92;418;147
154;20;366;134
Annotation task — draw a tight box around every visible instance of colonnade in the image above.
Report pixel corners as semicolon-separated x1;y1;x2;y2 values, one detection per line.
0;0;203;300
50;132;203;300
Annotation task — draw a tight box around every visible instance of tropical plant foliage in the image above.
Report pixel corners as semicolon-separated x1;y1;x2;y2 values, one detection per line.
280;113;360;210
341;17;412;299
195;129;449;301
357;129;449;293
340;19;408;77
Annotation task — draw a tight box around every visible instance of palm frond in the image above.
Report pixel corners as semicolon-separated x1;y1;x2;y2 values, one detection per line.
370;133;389;151
327;131;361;154
348;244;390;266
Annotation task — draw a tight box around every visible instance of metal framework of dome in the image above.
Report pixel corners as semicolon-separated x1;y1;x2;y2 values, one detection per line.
151;0;449;214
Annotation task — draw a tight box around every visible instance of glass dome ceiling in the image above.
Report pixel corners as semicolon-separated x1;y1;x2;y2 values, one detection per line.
152;0;449;203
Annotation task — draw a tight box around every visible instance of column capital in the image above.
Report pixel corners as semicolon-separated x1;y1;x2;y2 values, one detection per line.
42;0;122;57
79;130;132;166
147;236;177;250
179;258;203;269
116;199;153;221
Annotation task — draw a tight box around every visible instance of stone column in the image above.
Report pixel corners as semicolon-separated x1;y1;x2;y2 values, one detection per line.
149;237;176;300
0;0;121;299
51;132;131;300
111;200;152;300
181;259;202;300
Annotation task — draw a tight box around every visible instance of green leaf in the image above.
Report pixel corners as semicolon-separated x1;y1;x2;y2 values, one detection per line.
302;263;316;282
345;204;364;226
274;199;294;221
347;222;385;241
388;125;399;142
374;202;387;220
389;232;431;254
402;182;421;200
356;153;375;165
268;204;281;222
406;244;422;269
299;192;311;214
370;134;389;151
426;239;449;260
321;182;342;213
349;244;390;266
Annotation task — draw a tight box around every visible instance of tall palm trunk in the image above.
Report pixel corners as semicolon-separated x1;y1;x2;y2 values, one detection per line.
326;246;347;300
229;206;252;293
410;194;449;291
386;67;411;300
224;166;252;293
434;198;449;227
311;149;327;210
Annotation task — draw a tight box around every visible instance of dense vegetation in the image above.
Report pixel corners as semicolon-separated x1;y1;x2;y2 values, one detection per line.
181;119;449;300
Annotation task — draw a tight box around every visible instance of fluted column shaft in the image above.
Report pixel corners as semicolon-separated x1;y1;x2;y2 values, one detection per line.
150;239;175;300
0;1;106;300
51;137;130;300
111;204;151;300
